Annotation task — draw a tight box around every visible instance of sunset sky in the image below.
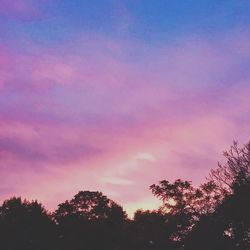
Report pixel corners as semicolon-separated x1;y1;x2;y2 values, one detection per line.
0;0;250;216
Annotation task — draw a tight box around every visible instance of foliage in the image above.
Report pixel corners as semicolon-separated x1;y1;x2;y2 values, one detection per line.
54;191;127;250
54;190;127;223
210;141;250;191
0;197;56;250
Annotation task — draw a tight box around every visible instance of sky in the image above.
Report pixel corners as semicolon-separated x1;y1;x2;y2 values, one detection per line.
0;0;250;216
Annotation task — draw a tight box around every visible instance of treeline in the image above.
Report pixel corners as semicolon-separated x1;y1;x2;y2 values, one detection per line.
0;142;250;250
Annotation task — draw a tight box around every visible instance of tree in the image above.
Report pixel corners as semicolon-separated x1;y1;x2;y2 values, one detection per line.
54;191;127;250
55;190;127;223
208;141;250;249
183;214;233;250
185;141;250;250
129;209;179;250
215;175;250;249
210;141;250;192
150;179;222;244
0;197;56;250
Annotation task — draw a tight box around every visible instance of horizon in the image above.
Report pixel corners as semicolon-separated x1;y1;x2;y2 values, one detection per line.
0;0;250;217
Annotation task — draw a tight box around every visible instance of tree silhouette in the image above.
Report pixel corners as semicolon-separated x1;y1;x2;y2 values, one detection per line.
184;141;250;249
150;179;197;244
214;175;250;249
54;190;127;250
150;179;223;244
0;197;56;250
126;209;180;250
210;141;250;191
183;214;233;250
208;141;250;249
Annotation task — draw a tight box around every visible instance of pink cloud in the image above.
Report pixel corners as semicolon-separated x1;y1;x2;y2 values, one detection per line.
0;32;250;215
